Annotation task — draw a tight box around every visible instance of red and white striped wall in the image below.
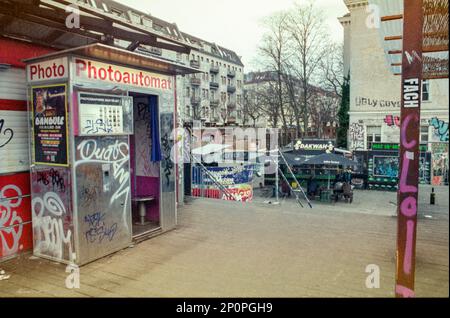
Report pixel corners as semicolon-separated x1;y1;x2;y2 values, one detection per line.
0;37;54;260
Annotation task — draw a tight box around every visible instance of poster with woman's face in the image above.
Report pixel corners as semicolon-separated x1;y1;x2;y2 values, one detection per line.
32;84;68;166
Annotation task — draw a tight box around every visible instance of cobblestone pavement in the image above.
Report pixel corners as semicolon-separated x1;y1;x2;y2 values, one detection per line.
0;186;448;297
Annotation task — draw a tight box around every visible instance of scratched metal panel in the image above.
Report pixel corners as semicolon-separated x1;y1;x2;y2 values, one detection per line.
30;166;75;263
0;110;30;173
0;68;27;101
159;88;176;230
74;135;132;265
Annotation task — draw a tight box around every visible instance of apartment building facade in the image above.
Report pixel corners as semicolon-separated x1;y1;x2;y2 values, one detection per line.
339;0;449;185
244;71;339;139
340;0;448;151
85;0;245;128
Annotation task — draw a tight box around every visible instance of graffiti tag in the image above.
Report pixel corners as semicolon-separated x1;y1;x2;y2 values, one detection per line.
0;185;24;257
76;139;130;229
84;212;117;244
349;123;365;150
36;168;66;192
429;117;449;142
0;119;14;148
32;191;73;260
84;118;113;134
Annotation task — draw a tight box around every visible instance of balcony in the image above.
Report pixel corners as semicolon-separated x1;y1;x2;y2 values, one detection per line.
209;81;219;89
227;102;236;109
227;85;236;93
227;110;237;124
190;77;201;86
190;60;200;69
210;65;219;73
191;96;201;105
210;98;220;106
227;69;236;77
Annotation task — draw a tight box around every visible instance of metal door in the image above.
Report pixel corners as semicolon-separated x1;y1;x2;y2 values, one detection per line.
74;135;132;264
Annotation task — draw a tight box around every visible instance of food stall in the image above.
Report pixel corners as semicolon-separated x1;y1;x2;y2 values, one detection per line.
272;139;337;188
367;142;431;191
25;43;198;265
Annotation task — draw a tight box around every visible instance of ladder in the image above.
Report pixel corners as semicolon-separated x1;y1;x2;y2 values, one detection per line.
277;150;313;208
190;154;237;201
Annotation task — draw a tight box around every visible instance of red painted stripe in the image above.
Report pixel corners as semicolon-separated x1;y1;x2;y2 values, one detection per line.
0;37;55;68
0;99;27;111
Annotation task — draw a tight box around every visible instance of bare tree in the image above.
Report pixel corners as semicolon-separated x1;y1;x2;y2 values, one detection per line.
254;81;281;129
258;11;291;144
285;1;330;136
243;89;264;127
282;73;303;138
320;43;344;98
309;90;339;138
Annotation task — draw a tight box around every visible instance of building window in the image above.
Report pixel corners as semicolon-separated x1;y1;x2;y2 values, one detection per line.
420;126;429;143
366;126;381;149
186;87;190;97
422;80;430;101
186;106;190;116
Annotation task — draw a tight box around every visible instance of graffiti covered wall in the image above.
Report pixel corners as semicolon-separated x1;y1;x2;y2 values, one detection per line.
0;173;33;259
0;68;32;261
31;167;74;262
348;122;365;150
74;136;132;264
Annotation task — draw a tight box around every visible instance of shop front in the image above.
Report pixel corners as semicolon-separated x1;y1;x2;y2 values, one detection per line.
366;143;431;191
25;44;197;265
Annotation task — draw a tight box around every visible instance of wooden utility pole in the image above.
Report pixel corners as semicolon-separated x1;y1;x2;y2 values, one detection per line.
395;0;423;298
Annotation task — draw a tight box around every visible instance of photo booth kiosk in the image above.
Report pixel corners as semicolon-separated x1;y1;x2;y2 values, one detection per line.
25;44;198;265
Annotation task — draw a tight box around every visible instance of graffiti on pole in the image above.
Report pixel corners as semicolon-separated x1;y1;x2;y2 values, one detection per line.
395;1;423;295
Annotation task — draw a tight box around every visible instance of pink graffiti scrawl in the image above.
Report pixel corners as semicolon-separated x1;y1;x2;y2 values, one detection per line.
404;220;415;274
396;284;415;297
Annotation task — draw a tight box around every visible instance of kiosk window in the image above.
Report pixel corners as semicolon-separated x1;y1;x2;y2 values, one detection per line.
77;92;133;136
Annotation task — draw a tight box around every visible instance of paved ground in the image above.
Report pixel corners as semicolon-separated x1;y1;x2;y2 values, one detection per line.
0;185;448;297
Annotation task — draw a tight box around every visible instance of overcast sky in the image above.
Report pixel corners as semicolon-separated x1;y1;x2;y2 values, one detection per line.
115;0;349;71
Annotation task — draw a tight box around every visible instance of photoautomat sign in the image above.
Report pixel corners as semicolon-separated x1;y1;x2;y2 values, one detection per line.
73;58;173;91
